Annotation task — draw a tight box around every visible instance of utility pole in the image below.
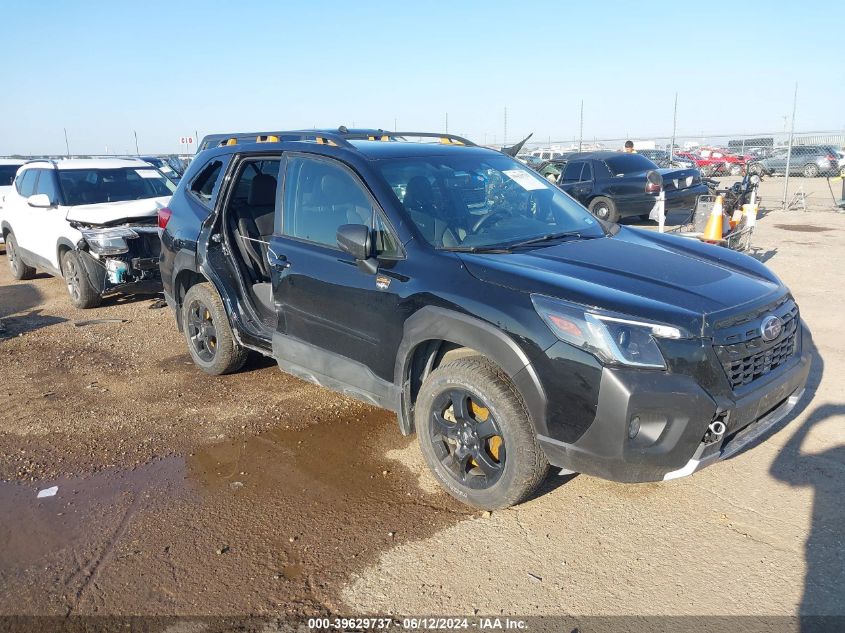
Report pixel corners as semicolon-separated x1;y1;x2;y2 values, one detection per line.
133;130;140;155
394;117;397;132
670;92;678;160
445;112;448;133
63;128;70;156
503;107;508;147
578;100;584;153
782;82;798;209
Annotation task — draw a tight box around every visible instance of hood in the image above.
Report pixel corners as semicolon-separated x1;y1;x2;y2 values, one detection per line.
460;227;785;337
65;196;170;225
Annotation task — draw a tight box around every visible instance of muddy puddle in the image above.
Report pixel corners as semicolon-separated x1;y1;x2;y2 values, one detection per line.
774;224;833;233
0;411;470;614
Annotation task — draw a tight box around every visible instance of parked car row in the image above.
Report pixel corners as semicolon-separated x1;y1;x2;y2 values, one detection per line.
746;145;841;178
1;129;812;511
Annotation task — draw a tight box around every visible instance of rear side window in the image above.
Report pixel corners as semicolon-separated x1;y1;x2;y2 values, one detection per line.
34;169;60;204
190;160;224;204
604;154;658;175
579;162;593;181
16;169;38;197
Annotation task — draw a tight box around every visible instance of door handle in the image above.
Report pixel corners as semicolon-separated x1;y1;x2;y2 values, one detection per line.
268;256;290;269
267;249;290;269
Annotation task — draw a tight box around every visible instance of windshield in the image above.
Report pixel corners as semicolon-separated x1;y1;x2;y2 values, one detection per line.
59;168;176;206
379;153;605;249
604;154;659;175
0;165;20;186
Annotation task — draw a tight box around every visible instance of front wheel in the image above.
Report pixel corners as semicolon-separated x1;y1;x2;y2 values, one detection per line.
416;357;549;509
62;250;101;309
5;232;36;280
182;283;248;375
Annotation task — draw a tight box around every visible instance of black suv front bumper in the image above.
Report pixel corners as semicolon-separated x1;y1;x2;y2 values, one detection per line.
536;343;811;483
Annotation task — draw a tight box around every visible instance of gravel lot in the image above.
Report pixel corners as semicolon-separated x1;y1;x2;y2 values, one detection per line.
1;207;843;618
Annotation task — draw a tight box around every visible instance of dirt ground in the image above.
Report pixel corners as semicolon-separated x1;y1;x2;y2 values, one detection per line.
1;206;843;619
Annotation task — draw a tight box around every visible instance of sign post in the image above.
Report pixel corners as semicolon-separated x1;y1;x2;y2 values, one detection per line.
179;136;195;154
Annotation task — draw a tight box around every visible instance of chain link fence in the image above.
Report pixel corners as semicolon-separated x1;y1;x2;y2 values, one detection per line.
519;129;845;212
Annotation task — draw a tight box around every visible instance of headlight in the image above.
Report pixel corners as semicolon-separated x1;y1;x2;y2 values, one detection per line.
531;294;688;369
80;227;138;256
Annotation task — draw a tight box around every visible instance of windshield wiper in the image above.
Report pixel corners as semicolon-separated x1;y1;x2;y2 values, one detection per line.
437;245;512;253
505;230;587;249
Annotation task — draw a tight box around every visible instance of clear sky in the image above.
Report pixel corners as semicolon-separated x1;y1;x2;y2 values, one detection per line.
1;0;842;154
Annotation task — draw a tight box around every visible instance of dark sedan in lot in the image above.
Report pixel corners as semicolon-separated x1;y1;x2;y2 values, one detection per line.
539;152;709;222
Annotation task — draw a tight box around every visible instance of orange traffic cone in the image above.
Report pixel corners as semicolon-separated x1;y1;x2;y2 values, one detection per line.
702;195;724;242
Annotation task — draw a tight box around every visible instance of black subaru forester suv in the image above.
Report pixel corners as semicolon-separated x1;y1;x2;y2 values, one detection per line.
159;129;811;509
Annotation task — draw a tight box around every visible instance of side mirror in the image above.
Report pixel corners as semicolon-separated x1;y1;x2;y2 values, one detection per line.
336;224;378;274
27;193;53;208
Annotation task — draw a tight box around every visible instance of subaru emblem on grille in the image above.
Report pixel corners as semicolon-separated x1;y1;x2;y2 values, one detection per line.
760;315;784;342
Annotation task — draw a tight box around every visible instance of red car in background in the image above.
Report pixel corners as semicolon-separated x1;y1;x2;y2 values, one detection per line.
698;148;752;176
674;151;726;177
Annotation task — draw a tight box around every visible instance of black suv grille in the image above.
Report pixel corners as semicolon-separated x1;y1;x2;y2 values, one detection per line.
714;300;799;390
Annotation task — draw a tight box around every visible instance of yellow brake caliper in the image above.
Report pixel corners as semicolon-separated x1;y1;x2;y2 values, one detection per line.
469;400;502;465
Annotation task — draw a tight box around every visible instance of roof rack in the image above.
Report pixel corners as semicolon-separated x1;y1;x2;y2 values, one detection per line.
197;128;476;152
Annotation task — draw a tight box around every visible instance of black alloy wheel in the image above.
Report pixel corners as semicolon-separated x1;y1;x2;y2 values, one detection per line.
428;388;505;489
186;299;218;363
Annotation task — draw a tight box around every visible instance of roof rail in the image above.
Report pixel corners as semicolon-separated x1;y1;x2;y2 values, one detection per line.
198;130;356;152
197;128;477;152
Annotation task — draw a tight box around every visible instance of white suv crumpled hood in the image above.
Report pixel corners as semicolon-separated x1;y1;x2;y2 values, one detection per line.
65;196;171;225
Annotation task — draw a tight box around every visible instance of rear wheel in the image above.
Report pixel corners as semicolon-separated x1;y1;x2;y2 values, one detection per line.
588;196;619;223
182;283;248;375
5;233;36;280
416;357;549;509
802;163;819;178
62;250;101;309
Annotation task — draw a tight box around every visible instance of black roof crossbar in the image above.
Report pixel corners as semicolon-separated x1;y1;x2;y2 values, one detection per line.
197;128;476;153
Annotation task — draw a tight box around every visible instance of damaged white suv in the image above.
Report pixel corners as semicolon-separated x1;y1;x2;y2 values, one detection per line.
0;159;174;308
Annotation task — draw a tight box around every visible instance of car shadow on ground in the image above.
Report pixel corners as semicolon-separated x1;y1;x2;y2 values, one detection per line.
765;335;845;623
0;284;66;339
750;247;778;263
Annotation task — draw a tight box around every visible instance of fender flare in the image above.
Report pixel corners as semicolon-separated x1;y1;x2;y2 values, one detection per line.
55;237;77;272
393;306;548;436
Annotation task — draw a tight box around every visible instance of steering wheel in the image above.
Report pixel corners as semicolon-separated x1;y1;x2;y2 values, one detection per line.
472;210;512;233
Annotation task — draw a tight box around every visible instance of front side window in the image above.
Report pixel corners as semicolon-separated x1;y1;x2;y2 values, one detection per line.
561;161;584;183
17;169;38;197
283;157;375;248
34;169;60;204
379;152;605;249
58;168;176;206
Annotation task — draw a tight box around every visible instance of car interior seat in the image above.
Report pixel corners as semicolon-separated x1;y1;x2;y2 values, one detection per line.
403;176;459;247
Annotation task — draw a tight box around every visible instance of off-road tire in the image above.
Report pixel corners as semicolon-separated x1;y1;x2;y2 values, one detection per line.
5;232;36;280
62;250;101;309
416;357;549;509
588;196;620;223
182;283;248;375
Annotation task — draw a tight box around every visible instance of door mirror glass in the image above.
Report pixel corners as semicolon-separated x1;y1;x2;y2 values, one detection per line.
336;224;371;260
27;193;53;208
